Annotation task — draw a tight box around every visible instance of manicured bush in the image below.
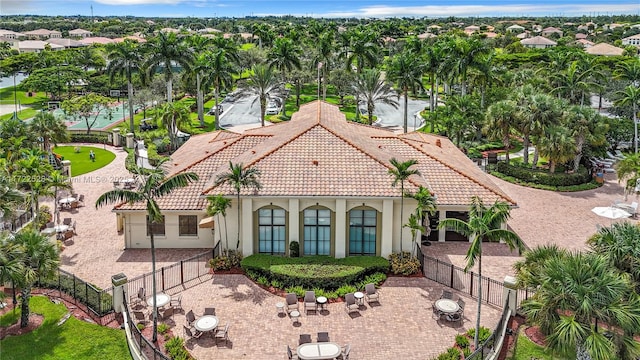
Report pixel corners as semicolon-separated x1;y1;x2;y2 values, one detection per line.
270;264;362;289
455;334;470;348
208;250;243;271
70;133;109;144
388;252;421;275
284;285;305;298
335;285;358;298
289;241;299;257
466;326;492;344
435;347;462;360
38;205;52;230
165;337;193;360
490;171;600;192
157;323;170;334
493;162;592;187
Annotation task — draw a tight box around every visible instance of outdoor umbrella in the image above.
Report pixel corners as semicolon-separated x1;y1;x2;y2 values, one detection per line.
591;206;632;220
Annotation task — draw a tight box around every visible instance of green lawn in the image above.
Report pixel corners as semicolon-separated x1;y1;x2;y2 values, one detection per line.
53;146;116;176
0;296;129;360
507;333;570;360
0;87;48;106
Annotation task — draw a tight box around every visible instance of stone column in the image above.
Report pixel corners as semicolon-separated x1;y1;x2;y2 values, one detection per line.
381;199;394;257
438;211;446;242
112;129;120;147
503;275;518;313
334;199;346;258
61;160;71;178
111;273;128;313
288;198;299;256
125;133;134;149
241;198;253;256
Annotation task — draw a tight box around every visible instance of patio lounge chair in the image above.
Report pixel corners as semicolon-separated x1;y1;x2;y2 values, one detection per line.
287;345;299;360
299;334;312;345
285;293;299;314
214;322;230;345
364;283;380;304
317;332;329;342
344;293;359;314
204;307;216;316
340;344;351;360
186;310;196;326
183;325;202;339
615;150;627;159
304;291;317;314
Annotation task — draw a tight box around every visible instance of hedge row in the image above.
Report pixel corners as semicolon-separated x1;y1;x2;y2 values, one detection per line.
493;162;592;187
70;133;109;144
241;254;389;290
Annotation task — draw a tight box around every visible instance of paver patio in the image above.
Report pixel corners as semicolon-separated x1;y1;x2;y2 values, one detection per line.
143;274;502;360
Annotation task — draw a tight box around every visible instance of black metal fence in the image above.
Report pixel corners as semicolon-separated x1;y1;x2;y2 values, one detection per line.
123;296;171;360
465;293;512;360
36;268;114;324
417;244;531;308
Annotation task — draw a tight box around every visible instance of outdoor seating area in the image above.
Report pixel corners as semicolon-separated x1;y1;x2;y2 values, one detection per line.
287;332;350;360
432;290;465;325
114;178;138;190
613;200;638;219
57;193;84;211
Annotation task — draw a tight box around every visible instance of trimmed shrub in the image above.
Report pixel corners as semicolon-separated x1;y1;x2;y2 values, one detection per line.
165;337;193;360
493;162;592;187
70;133;108;144
335;285;358;298
289;241;299;257
38;205;52;230
466;326;492;344
435;347;462;360
388;252;421;275
455;334;470;348
208;250;243;271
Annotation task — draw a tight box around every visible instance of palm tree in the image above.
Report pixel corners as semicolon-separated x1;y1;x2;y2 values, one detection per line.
206;49;236;130
485;100;518;165
29;111;69;153
614;58;640;85
206;194;232;251
445;36;491;96
614;85;640;154
0;235;23;305
529;97;564;169
551;61;595;106
438;196;523;349
404;213;424;258
352;69;399;125
340;30;380;122
588;222;640;291
214;162;262;250
95;159;198;342
518;252;640;360
186;35;213;127
387;50;424;133
424;43;444;119
388;158;420;255
241;64;283;127
311;32;336;100
537;126;576;173
106;39;145;133
513;244;568;290
616;153;640;195
13;230;60;328
267;37;301;117
145;32;194;103
157;101;190;152
565;106;607;172
0;173;24;220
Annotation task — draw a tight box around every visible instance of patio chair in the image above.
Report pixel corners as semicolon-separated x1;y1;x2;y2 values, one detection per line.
214;322;230;345
77;194;85;206
432;303;444;320
170;294;182;311
46;222;54;228
204;307;216;316
344;293;359;314
340;344;351;360
72;221;77;235
304;291;317;314
70;201;79;211
133;311;148;324
287;345;299;360
186;310;196;326
441;290;453;300
446;312;463;326
364;283;380;304
285;293;299;314
456;298;466;314
63;218;72;226
299;334;312;345
183;325;202;339
317;332;329;342
161;307;174;320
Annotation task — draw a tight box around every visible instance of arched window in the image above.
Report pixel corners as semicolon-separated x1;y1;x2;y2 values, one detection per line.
349;209;377;255
303;208;331;255
258;208;286;254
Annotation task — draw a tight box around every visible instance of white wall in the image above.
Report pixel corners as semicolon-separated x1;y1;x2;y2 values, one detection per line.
122;212;214;248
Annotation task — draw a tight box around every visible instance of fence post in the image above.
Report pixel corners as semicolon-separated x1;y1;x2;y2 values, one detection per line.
470;272;474;297
180;260;184;284
161;267;165;291
85;282;89;307
449;262;454;288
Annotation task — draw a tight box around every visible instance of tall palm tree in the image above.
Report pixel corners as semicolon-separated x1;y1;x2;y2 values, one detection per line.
29;111;69;153
438;196;523;349
214;162;262;250
186;35;213;127
206;194;232;251
157;101;191;152
445;36;491;96
387;50;424;133
565;106;607;172
529;96;564;169
538;126;577;173
518;252;640;360
206;49;236;130
614;85;640;154
404;213;424;258
388;158;420;255
13;230;60;328
424;43;444;121
352;68;399;125
485;100;518;165
551;61;595;106
95;159;198;342
311;32;336;100
405;185;437;254
340;30;380;122
614;58;640;85
267;37;301;117
106;39;146;133
241;64;283;127
145;32;194;103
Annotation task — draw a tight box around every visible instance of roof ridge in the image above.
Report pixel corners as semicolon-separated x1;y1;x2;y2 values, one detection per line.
400;138;516;205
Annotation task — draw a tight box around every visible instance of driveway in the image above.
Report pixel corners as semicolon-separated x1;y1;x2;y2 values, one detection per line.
370;95;428;131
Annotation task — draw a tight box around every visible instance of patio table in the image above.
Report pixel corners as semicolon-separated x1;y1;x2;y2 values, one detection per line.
297;342;341;360
435;299;459;314
147;293;170;308
194;315;219;333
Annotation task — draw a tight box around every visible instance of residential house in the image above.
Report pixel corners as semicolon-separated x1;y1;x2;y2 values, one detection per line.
23;29;62;39
417;32;436;40
585;43;625;56
464;25;480;34
79;37;115;45
622;34;640;47
46;38;86;49
0;29;25;39
68;28;93;38
506;24;525;33
16;40;64;53
541;27;563;37
575;39;595;48
520;36;557;49
112;101;516;257
575;33;588;40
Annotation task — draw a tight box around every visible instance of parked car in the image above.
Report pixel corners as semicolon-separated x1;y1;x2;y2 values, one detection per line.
208;104;223;115
139;118;158;132
266;102;281;115
223;93;237;103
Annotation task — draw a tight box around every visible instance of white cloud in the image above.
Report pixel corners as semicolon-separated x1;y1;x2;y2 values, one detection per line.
93;0;184;5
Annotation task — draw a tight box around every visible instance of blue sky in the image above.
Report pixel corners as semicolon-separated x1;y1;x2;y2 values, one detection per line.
1;0;638;18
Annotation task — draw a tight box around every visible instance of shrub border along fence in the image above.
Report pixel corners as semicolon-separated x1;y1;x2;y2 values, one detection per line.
122;296;171;360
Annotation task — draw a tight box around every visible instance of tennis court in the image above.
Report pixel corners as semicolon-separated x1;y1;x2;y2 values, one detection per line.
53;102;140;131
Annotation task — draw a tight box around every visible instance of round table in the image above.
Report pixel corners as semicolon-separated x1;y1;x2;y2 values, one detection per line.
276;302;285;315
289;310;300;324
435;299;459;313
316;296;327;312
194;315;219;332
354;292;364;305
147;293;170;308
59;197;76;205
54;224;69;233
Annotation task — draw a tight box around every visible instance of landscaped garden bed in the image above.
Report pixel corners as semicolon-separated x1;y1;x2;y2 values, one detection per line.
490;162;600;192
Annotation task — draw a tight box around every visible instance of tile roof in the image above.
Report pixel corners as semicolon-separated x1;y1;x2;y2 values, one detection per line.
116;101;515;211
521;36;557;45
585;43;625;56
